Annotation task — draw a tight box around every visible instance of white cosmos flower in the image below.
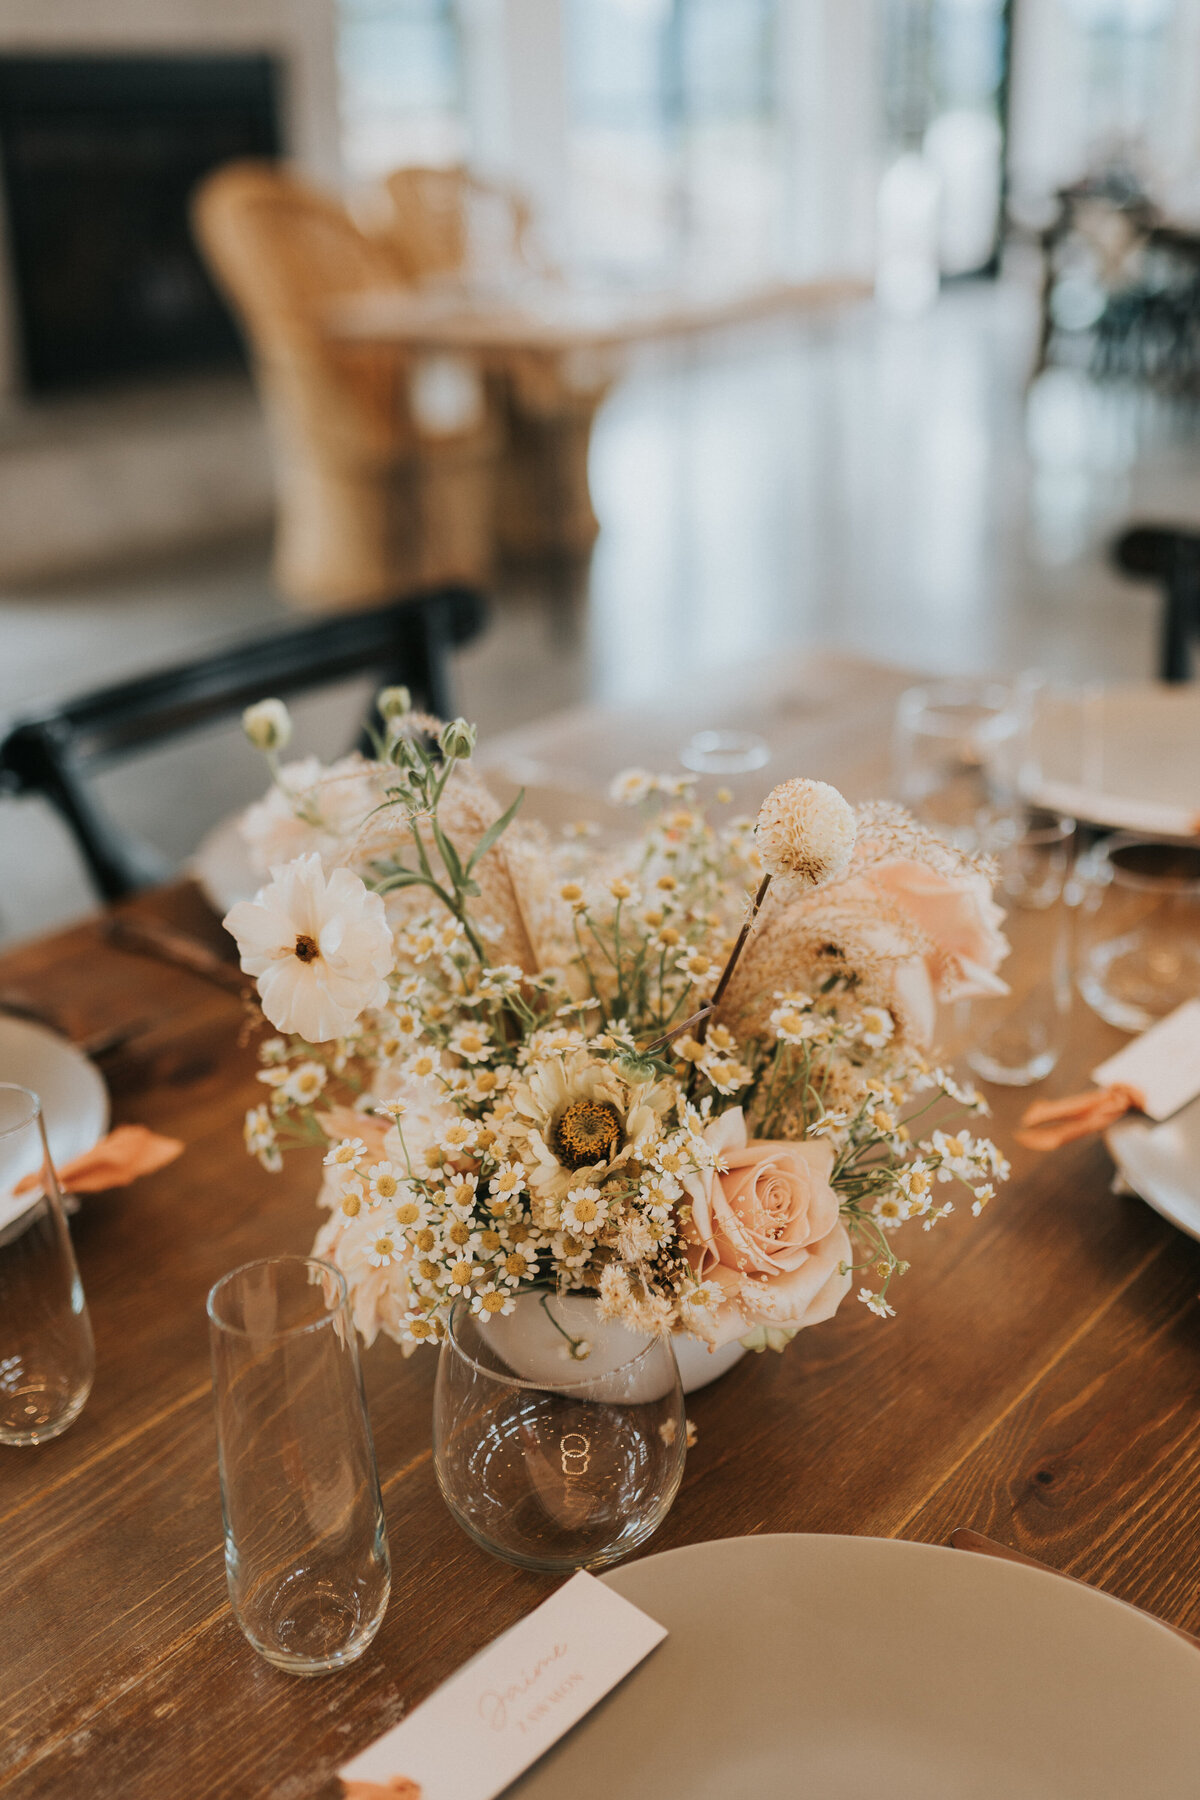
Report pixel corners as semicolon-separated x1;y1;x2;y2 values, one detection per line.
225;854;393;1042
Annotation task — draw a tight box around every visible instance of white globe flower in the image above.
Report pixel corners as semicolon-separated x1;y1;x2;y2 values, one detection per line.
755;778;856;889
224;853;393;1042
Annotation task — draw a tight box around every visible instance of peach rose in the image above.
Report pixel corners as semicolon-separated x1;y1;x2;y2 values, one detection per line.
681;1107;852;1348
855;859;1009;1003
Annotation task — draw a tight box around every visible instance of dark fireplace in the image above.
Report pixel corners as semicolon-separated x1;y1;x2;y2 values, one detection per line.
0;54;282;396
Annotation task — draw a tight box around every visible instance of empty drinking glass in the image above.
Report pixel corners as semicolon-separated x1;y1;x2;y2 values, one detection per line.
680;730;770;775
963;812;1075;1086
1076;836;1200;1033
208;1255;390;1675
895;680;1024;848
0;1083;94;1445
433;1288;686;1572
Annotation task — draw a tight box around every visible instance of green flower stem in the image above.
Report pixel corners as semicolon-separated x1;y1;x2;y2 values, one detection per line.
538;1291;591;1360
695;871;771;1046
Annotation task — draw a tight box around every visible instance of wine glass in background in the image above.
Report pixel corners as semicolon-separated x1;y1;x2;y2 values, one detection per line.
1076;835;1200;1033
962;810;1075;1087
679;730;770;776
894;680;1026;849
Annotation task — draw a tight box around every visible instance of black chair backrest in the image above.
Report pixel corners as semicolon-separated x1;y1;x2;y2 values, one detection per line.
1112;525;1200;682
0;584;487;902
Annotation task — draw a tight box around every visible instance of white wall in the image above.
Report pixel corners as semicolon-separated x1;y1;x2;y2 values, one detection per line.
1008;0;1198;210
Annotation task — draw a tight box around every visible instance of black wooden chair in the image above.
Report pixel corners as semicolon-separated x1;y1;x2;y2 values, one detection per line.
1111;526;1200;682
0;583;487;902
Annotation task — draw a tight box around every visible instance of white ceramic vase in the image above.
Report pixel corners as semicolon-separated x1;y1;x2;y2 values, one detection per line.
481;1289;747;1399
671;1333;748;1394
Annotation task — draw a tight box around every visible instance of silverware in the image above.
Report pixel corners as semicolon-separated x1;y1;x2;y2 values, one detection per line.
0;992;66;1035
105;917;247;997
1;996;155;1060
74;1017;158;1060
949;1526;1200;1653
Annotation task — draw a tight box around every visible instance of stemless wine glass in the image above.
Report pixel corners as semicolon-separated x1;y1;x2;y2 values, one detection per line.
1076;835;1200;1032
433;1288;686;1572
208;1255;390;1675
963;811;1075;1086
0;1083;94;1445
680;730;770;775
894;680;1024;847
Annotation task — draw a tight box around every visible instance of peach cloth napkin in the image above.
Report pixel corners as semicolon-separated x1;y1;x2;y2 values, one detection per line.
1016;1083;1145;1152
342;1780;423;1799
14;1124;183;1195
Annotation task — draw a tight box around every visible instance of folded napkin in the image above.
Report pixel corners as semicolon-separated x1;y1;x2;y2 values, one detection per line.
14;1124;184;1196
342;1781;423;1799
1016;1083;1145;1152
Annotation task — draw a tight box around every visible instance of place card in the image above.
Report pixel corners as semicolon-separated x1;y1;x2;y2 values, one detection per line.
338;1570;667;1800
1092;1000;1200;1123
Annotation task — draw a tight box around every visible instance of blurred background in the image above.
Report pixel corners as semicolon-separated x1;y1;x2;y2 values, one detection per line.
2;0;1199;943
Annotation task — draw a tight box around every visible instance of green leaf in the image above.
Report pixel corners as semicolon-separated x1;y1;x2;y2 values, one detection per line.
432;820;468;889
373;869;433;894
465;788;526;874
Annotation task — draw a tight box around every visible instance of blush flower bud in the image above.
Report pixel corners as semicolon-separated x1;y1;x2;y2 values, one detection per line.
439;718;477;761
377;684;412;719
242;698;292;753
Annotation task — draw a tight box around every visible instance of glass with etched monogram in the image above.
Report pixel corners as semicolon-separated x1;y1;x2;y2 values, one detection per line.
208;1255;390;1675
0;1083;95;1445
433;1287;686;1572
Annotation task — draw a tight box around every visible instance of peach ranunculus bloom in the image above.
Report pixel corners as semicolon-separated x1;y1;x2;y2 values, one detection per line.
680;1107;852;1349
851;858;1009;1004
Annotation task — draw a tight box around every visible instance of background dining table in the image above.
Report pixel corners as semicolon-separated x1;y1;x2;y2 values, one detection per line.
3;650;1200;1800
324;273;870;360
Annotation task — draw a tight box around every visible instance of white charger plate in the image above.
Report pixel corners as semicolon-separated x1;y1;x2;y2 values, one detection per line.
1108;1096;1200;1243
1028;683;1200;838
513;1534;1200;1800
0;1015;109;1230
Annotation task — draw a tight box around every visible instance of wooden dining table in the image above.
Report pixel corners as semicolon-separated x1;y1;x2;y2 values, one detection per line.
3;651;1200;1799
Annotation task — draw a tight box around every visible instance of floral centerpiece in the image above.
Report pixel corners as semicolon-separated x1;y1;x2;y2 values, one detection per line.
225;694;1010;1362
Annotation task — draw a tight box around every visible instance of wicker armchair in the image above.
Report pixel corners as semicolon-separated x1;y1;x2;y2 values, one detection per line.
192;160;498;610
371;166;611;559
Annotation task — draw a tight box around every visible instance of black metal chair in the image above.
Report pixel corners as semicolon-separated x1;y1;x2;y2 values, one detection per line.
1111;526;1200;683
0;583;488;902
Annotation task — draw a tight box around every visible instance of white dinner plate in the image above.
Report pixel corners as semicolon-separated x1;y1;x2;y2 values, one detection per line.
0;1015;109;1229
1028;683;1200;838
512;1534;1200;1800
1107;1096;1200;1243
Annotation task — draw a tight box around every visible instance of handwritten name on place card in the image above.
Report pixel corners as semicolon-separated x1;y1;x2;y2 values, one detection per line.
338;1571;667;1800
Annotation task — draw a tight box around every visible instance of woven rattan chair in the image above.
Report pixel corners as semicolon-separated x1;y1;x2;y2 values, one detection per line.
192;160;498;610
372;166;611;559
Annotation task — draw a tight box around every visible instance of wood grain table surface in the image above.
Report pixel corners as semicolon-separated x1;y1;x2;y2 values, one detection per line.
4;659;1200;1798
